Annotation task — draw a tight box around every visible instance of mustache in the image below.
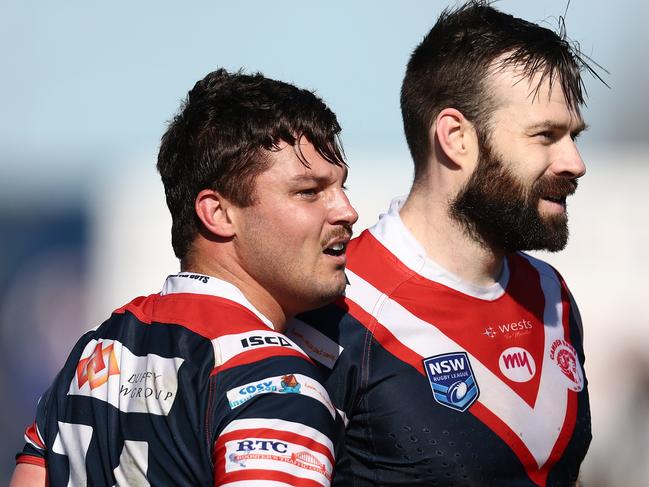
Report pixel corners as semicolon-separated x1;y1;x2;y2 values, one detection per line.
531;176;578;199
321;225;353;247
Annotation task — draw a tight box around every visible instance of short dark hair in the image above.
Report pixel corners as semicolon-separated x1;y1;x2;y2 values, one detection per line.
401;0;602;182
157;69;345;261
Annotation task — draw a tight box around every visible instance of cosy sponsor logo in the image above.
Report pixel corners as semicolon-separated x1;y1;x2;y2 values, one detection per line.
550;339;584;392
76;342;120;390
226;439;331;481
227;373;336;418
228;375;301;409
423;352;479;412
498;347;536;383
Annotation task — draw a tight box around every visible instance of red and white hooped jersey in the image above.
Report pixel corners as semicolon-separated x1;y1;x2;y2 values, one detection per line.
17;273;341;486
289;199;591;487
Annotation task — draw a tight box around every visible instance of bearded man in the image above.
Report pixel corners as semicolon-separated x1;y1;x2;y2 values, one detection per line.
288;2;603;485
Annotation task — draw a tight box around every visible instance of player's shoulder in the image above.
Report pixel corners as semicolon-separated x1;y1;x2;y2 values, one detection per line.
514;251;567;285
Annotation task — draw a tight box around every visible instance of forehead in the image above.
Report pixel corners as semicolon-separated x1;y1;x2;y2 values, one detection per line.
259;138;346;184
487;64;585;129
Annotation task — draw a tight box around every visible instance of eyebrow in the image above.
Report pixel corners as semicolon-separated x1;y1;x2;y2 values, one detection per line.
289;166;348;185
527;119;589;136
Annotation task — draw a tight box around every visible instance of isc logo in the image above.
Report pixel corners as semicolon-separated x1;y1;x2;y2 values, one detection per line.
498;347;536;383
236;439;288;453
240;335;293;348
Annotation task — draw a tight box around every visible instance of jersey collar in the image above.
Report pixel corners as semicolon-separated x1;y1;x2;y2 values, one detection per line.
368;196;509;301
161;272;274;328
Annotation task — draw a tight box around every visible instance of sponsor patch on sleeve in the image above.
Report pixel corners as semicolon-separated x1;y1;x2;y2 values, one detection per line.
68;339;184;416
212;331;308;369
226;374;335;418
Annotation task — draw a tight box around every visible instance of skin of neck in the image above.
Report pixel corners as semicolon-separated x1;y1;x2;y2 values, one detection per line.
182;236;289;331
400;145;506;288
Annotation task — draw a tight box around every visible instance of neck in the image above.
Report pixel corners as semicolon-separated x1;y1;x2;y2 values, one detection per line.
400;189;506;287
184;251;289;331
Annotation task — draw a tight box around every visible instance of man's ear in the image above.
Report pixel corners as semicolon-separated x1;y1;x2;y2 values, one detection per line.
195;189;236;238
433;108;479;168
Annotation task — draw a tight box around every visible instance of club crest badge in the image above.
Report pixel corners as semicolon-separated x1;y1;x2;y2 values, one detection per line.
550;339;584;392
423;352;479;412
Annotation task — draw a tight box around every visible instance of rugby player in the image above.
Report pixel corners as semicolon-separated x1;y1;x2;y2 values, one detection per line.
11;69;357;486
289;2;602;485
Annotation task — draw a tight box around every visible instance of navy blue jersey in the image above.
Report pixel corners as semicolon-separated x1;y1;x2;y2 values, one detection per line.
17;273;340;486
288;201;591;486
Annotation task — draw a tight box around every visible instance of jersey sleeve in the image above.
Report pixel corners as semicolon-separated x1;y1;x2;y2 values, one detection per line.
209;329;342;487
16;401;48;468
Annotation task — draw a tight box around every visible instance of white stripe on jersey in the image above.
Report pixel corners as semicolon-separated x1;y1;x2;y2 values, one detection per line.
219;418;334;459
286;318;344;369
212;330;307;368
345;266;569;469
226;373;336;418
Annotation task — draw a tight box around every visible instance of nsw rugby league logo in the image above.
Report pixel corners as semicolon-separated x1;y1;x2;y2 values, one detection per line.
423;352;479;412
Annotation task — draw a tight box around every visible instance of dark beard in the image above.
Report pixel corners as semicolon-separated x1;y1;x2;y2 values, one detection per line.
450;141;577;252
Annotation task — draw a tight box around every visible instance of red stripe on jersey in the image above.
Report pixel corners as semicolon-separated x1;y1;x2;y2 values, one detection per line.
15;455;46;468
346;230;416;292
216;469;326;487
210;347;314;376
114;293;268;339
25;422;45;450
540;283;579;475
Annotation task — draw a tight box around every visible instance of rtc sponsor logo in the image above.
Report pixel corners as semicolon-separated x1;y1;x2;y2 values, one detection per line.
550;339;584;391
482;318;534;340
227;439;331;480
423;352;479;412
498;347;536;383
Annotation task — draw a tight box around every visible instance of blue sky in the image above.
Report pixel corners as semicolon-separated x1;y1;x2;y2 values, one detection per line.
1;0;646;207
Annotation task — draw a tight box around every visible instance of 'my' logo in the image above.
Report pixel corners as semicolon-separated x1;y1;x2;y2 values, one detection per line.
498;347;536;383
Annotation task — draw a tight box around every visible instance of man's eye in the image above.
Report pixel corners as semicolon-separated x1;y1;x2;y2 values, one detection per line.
297;188;318;198
534;131;557;143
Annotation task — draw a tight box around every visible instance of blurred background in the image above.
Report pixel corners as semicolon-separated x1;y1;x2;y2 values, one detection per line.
1;1;647;485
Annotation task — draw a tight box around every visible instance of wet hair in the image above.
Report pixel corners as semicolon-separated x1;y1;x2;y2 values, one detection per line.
401;0;604;182
157;69;345;261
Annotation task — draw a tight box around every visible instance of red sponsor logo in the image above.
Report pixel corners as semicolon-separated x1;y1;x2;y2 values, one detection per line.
77;342;120;390
499;347;536;383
